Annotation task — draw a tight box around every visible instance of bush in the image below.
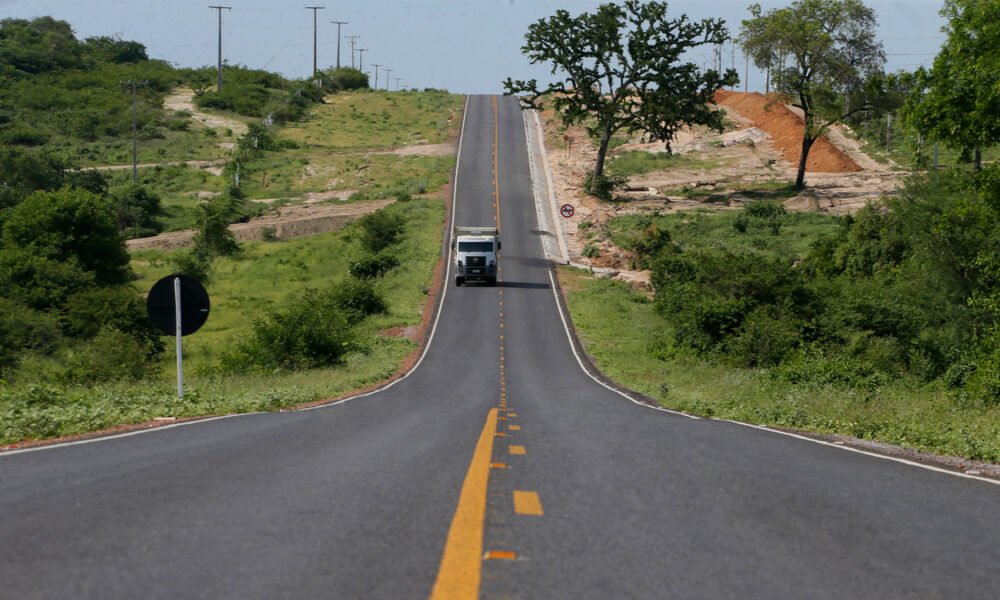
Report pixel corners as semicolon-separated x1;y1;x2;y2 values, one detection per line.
584;171;627;201
326;279;388;325
108;183;164;238
349;253;400;279
0;298;62;373
59;326;158;383
358;210;405;253
220;290;357;372
62;286;164;356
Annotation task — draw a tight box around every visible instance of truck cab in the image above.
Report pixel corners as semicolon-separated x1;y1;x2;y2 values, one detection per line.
453;227;501;286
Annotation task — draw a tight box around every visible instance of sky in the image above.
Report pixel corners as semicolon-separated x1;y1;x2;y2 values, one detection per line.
0;0;948;94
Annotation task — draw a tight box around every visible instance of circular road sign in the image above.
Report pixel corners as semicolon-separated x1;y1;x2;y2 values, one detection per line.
146;274;211;336
560;204;575;219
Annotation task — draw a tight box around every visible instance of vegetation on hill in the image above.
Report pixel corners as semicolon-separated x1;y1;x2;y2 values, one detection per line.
0;16;459;445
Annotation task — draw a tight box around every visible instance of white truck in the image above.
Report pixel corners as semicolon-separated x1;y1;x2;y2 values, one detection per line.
452;226;501;286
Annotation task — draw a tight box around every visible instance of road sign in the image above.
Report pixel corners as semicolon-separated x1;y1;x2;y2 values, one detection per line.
560;204;575;219
146;274;210;336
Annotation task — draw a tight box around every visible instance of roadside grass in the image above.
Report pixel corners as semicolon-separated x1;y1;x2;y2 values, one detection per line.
658;179;798;202
559;266;1000;462
1;197;445;445
280;90;463;150
607;150;728;177
237;151;454;202
608;208;840;260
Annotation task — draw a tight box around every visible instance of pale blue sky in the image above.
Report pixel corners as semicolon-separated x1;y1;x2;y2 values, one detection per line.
1;0;946;93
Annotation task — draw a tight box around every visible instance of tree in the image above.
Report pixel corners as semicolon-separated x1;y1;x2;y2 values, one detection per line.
902;0;1000;170
1;188;131;285
740;0;886;189
503;0;738;188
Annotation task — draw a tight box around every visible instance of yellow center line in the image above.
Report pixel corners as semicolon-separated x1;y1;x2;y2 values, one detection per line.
430;408;499;600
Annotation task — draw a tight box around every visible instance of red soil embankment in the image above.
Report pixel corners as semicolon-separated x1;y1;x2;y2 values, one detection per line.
715;90;861;173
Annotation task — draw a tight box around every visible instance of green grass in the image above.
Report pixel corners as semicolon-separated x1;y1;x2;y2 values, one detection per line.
559;266;1000;462
608;208;840;261
280;90;464;150
607;150;727;177
2;197;444;445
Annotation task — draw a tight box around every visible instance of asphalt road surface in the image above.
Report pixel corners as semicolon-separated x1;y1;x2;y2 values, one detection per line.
1;95;998;599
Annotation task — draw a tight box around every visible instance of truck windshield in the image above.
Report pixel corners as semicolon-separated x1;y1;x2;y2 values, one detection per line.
458;241;494;252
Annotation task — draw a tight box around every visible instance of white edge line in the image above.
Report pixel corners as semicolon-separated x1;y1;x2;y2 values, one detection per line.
548;266;1000;485
296;94;471;412
0;414;254;457
546;269;699;420
2;95;474;455
722;419;1000;486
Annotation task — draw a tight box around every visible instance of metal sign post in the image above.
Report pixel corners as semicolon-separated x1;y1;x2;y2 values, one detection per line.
174;277;184;399
147;274;211;401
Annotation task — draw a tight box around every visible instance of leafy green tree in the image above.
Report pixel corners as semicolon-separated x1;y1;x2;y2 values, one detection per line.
1;188;131;285
108;183;163;238
0;17;83;75
322;67;369;91
902;0;1000;170
83;35;148;64
504;0;737;184
740;0;886;189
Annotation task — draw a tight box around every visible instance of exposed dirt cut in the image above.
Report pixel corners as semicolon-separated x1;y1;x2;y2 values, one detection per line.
127;200;393;251
714;90;861;173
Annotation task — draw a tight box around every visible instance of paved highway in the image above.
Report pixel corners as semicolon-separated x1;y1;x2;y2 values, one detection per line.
2;95;999;599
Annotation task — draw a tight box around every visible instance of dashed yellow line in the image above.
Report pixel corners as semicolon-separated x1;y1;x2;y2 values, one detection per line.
513;491;544;516
509;445;526;456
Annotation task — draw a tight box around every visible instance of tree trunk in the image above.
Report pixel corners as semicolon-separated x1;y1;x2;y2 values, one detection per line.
593;122;614;178
975;148;982;171
795;135;814;190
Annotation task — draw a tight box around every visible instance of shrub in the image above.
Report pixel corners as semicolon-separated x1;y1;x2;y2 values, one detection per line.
326;279;388;325
59;326;157;383
0;298;61;373
349;253;400;279
62;286;164;356
584;171;626;201
220;290;357;372
358;210;405;253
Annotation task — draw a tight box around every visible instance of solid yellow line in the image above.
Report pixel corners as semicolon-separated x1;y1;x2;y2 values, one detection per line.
430;408;499;600
513;491;544;516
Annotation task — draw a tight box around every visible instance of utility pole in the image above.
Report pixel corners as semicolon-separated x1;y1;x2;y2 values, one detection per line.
346;35;360;68
356;47;367;71
209;6;231;91
384;68;392;91
394;77;402;91
305;6;325;77
122;80;148;183
372;63;382;89
330;20;347;68
744;51;749;94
